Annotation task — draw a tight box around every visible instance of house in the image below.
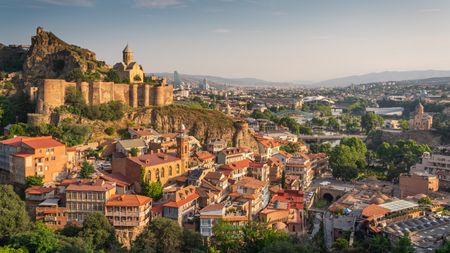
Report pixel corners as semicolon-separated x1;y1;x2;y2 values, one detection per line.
162;185;199;225
197;171;230;208
65;179;117;223
219;158;253;181
35;198;67;229
25;186;55;201
206;139;227;153
309;153;329;176
248;161;270;183
127;127;160;143
105;194;152;246
216;147;253;165
199;202;249;237
0;136;68;184
192;151;216;168
256;138;281;161
268;156;283;183
260;189;305;235
99;172;134;194
273;151;292;165
284;152;314;189
116;139;147;157
229;176;270;215
399;172;439;198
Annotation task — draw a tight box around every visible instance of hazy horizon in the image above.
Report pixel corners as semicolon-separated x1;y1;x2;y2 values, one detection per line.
2;0;450;82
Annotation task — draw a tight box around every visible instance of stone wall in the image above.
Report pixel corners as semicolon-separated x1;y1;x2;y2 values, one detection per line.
35;79;173;115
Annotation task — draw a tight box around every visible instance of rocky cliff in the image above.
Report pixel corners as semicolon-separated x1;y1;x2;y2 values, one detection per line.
132;105;259;151
23;27;105;81
0;43;27;73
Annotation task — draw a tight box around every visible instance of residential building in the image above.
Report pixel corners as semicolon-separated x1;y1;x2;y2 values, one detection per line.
105;194;151;233
116;139;147;157
197;172;230;208
411;152;450;189
25;186;55;201
199;202;249;237
399;172;439;198
219;158;252;181
192;151;216;168
216;147;253;165
206;139;227;153
248;161;270;182
35;198;67;229
256;138;281;161
127;127;160;143
65;179;116;223
260;189;305;235
309;153;329;176
229;176;269;215
268;156;283;183
284;153;314;189
0;136;68;184
162;185;199;225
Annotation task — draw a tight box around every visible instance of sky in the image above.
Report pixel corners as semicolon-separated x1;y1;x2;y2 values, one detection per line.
1;0;450;82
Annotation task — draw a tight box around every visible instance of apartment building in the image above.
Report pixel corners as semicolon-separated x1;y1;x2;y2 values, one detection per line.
206;139;227;154
229;176;269;215
199;202;249;237
105;194;151;228
219;158;252;181
35;198;67;230
65;179;116;223
0;136;68;184
256;138;281;161
216;147;253;165
162;185;199;225
284;152;314;189
399;172;439;198
248;161;270;183
411;152;450;189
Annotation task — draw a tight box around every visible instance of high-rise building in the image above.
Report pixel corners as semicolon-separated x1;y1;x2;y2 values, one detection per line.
173;71;182;89
201;78;210;90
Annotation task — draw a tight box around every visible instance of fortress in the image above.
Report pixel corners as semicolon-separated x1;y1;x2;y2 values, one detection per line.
29;45;173;118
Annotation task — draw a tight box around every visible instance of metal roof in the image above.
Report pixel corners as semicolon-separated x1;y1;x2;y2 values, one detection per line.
379;200;418;212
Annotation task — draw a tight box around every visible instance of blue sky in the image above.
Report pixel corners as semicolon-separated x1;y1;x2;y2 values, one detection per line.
1;0;450;81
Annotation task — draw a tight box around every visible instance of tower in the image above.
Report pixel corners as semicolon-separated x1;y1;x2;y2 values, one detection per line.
416;102;424;115
123;44;133;66
177;124;190;170
173;71;182;89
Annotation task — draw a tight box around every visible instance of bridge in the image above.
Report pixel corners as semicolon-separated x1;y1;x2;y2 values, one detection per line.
298;134;367;142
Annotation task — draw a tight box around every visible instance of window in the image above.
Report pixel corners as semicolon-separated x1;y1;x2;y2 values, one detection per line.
176;164;180;174
169;166;173;176
161;167;165;178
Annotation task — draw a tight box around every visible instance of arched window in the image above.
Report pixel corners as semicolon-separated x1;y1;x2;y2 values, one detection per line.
169;166;173;176
161;167;165;178
176;164;180;174
184;145;187;153
147;171;152;181
156;169;160;179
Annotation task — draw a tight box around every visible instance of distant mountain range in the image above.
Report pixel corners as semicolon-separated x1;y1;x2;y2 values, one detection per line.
153;70;450;88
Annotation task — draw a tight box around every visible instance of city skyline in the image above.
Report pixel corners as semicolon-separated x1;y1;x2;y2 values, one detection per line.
2;0;450;82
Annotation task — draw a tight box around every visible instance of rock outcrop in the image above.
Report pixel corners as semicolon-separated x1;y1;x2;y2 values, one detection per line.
23;27;105;81
0;43;27;73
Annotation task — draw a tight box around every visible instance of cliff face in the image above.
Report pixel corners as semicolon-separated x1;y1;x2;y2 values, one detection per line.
131;105;259;152
23;27;104;81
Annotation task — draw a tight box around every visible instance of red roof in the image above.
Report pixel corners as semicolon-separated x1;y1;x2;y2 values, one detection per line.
220;159;252;171
66;180;116;192
100;172;132;187
162;193;199;208
106;194;151;207
195;151;215;161
258;138;281;148
129;152;180;167
1;136;64;149
25;186;55;195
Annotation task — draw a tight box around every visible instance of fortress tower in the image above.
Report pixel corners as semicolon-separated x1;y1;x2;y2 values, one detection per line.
123;44;133;66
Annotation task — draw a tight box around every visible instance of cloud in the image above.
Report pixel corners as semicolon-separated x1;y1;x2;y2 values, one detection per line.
133;0;183;8
36;0;95;7
418;8;441;13
212;28;231;33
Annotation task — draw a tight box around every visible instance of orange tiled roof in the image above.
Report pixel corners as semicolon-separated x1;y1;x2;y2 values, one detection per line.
200;203;224;212
258;138;281;148
362;204;390;218
25;186;55;195
1;136;64;149
195;151;215;161
235;176;266;189
162;192;199;208
220;159;252;171
66;180;116;192
106;194;151;207
129;152;180;167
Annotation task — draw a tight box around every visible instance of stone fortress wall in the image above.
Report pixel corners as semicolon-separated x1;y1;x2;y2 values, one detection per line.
33;79;173;115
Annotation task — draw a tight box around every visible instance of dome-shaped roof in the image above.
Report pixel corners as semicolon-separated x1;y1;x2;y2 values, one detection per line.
274;222;287;230
380;194;390;201
371;197;385;204
123;44;132;53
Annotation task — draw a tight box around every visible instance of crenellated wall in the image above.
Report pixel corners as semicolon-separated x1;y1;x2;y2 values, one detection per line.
35;79;173;115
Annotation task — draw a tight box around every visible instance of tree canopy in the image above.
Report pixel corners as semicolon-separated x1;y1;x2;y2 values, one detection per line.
0;185;30;243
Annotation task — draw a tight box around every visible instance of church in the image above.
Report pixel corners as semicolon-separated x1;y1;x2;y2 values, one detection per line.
409;102;433;130
113;45;144;83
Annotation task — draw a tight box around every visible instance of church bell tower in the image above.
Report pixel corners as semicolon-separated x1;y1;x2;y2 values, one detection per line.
123;44;133;65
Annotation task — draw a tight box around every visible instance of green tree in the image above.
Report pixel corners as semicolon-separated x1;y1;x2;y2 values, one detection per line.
361;112;384;134
57;236;94;253
399;120;409;131
0;245;27;253
435;240;450;253
79;161;95;179
105;69;121;83
391;235;414;253
417;196;433;205
181;229;206;253
133;217;182;253
11;222;59;253
141;168;163;200
0;185;29;242
280;143;300;154
327;117;340;131
311;117;325;126
366;234;391;253
332;238;349;251
281;170;286;189
241;221;289;253
130;147;139;157
104;127;115;136
212;220;242;253
79;212;117;251
6;123;28;137
25;176;44;188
